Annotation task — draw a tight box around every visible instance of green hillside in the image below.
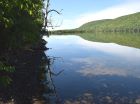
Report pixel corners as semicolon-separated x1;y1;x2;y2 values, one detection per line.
78;12;140;33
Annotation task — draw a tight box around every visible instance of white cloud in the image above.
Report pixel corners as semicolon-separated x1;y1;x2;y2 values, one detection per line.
53;0;140;30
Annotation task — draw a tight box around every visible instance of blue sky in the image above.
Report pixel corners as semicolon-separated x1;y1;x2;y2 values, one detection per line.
48;0;140;30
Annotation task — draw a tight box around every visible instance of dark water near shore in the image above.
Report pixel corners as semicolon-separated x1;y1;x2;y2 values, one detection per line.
1;34;140;104
44;35;140;104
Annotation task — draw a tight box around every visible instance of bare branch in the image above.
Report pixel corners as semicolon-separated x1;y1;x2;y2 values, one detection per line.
47;9;61;15
43;0;62;29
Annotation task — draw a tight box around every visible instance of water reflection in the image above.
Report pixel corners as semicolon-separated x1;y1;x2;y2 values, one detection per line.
71;57;140;78
77;39;140;61
0;52;47;104
43;56;63;104
45;35;140;104
0;49;59;104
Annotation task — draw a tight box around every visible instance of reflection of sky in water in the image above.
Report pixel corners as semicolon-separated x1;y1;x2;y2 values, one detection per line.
44;35;140;61
44;35;140;101
76;39;140;61
72;57;140;78
44;35;140;78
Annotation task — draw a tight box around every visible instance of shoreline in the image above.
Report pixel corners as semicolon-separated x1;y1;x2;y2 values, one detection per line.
0;39;49;104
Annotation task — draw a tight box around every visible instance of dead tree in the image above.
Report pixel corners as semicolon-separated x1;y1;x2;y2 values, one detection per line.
44;0;62;29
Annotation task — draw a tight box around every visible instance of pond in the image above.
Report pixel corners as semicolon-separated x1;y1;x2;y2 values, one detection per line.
44;35;140;104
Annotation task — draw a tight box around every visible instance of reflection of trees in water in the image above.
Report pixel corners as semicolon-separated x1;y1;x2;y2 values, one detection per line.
0;49;62;104
43;56;63;104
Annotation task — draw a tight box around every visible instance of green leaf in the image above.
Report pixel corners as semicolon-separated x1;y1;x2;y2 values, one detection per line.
20;4;23;9
0;76;12;86
29;10;33;15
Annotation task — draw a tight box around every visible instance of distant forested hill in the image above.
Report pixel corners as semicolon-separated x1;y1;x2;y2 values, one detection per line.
77;12;140;33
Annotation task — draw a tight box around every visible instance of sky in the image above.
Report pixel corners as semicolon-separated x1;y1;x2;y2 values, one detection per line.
48;0;140;30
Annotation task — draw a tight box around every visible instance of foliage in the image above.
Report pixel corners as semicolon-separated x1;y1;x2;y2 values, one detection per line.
0;61;15;72
0;0;46;85
0;0;45;49
0;61;15;85
0;76;12;86
51;29;84;34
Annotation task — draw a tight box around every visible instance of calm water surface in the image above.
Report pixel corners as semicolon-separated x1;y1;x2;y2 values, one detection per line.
44;35;140;104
